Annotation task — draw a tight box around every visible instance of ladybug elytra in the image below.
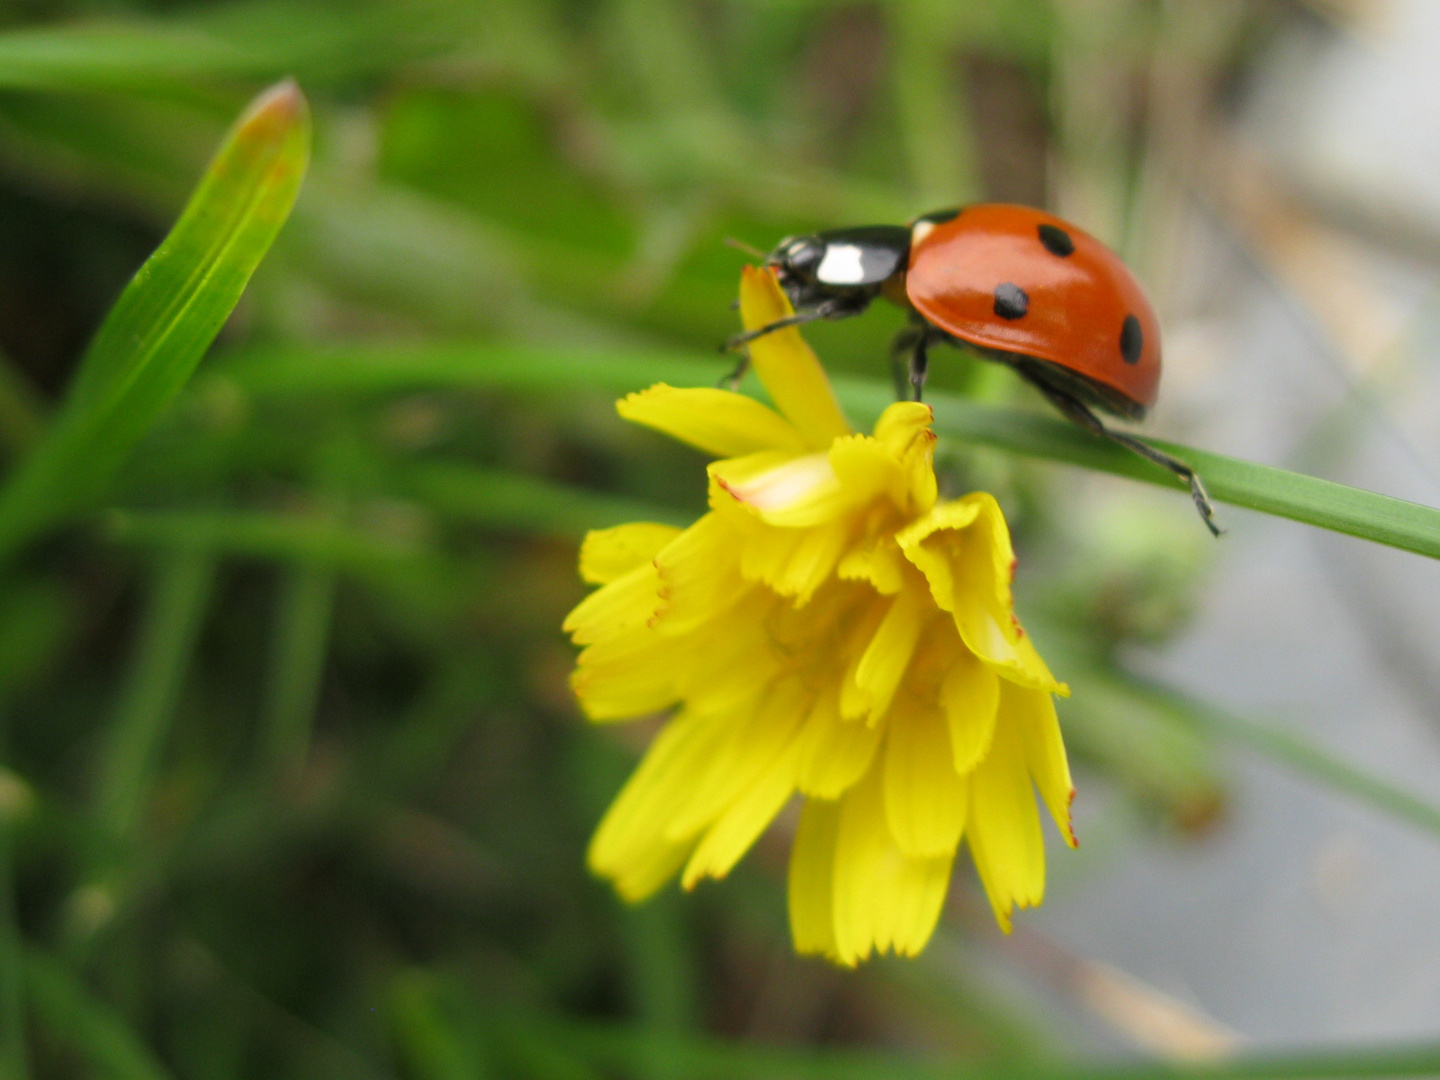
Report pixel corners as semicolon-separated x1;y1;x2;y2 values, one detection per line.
728;204;1219;535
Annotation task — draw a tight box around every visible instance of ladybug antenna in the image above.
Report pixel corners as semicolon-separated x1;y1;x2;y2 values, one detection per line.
724;236;769;261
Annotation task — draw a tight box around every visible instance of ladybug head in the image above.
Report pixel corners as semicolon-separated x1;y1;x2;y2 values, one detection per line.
765;234;826;304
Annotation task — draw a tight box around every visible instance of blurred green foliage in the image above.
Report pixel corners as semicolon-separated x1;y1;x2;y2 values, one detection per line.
0;2;1438;1079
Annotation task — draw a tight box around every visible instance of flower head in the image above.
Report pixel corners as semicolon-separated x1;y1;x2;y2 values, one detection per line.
564;267;1075;964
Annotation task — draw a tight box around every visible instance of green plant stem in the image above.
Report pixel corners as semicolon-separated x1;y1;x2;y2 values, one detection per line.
95;548;215;840
217;345;1440;562
24;949;173;1080
0;351;47;459
261;561;336;775
1165;692;1440;839
547;1019;1440;1080
0;781;27;1080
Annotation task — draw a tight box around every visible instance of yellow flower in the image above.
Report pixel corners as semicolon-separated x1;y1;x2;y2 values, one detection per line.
564;266;1076;965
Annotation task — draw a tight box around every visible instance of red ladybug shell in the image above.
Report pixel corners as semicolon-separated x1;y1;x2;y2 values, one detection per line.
905;204;1161;414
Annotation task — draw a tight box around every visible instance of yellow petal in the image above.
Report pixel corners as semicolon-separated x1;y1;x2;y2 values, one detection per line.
828;434;906;511
965;716;1044;933
579;522;683;585
662;678;810;842
732;518;851;605
797;684;883;799
563;561;663;646
770;523;852;605
843;586;927;724
789;797;841;961
588;708;731;899
673;590;785;713
651;513;745;636
831;764;954;965
617;383;809;457
570;629;682;721
682;733;802;888
710;451;847;526
739;265;852;449
1006;683;1077;847
872;401;938;515
837;534;907;595
897;495;1065;694
883;698;968;858
942;647;1000;774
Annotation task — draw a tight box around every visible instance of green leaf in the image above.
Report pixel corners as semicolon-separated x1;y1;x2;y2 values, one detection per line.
216;343;1440;562
0;79;309;565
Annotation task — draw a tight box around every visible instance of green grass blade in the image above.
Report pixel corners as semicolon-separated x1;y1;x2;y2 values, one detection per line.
0;348;47;458
0;80;309;565
0;24;256;90
105;508;424;573
261;561;336;775
216;344;1440;560
540;1017;1440;1080
25;949;174;1080
389;970;490;1080
94;549;215;841
400;461;690;537
0;772;33;1080
1140;684;1440;841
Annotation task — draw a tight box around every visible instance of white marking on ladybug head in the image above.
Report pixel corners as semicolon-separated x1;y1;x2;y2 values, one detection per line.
816;243;866;285
911;220;935;245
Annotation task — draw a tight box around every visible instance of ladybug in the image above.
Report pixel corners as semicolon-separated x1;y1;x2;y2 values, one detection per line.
727;204;1219;535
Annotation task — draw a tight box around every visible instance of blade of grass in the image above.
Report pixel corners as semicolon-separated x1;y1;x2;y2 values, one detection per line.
547;1019;1440;1080
0;348;47;458
389;969;490;1080
0;23;257;91
399;461;690;537
0;3;473;92
1142;683;1440;841
94;549;215;840
0;79;309;565
105;508;425;575
1037;630;1225;832
25;949;174;1080
0;769;33;1080
261;560;335;776
216;343;1440;562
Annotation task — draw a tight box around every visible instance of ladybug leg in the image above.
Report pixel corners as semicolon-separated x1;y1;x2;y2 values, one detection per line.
908;333;931;402
1034;385;1223;537
720;295;871;354
718;354;749;391
888;325;924;401
721;309;828;353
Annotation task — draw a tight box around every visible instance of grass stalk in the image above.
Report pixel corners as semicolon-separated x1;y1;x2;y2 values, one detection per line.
0;764;29;1080
219;345;1440;562
95;548;215;840
261;560;336;776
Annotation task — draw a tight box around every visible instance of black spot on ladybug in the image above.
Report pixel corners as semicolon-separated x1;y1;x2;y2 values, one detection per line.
993;283;1028;320
1120;314;1143;364
1037;223;1074;257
